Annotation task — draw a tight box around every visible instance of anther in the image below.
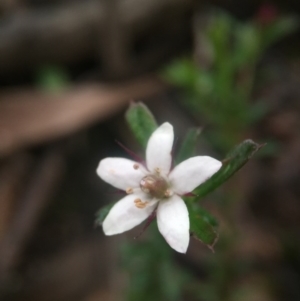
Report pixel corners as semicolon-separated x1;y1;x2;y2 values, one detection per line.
164;189;172;198
133;163;139;170
126;187;133;194
154;167;161;175
134;198;148;209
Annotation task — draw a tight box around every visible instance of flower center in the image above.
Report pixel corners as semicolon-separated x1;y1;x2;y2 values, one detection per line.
140;174;170;199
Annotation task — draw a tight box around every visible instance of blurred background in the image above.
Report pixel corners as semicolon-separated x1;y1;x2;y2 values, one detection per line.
0;0;300;300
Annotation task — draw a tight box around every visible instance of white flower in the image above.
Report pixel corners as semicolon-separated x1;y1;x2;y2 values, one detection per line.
96;122;222;253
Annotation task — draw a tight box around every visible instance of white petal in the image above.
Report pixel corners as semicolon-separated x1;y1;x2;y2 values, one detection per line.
169;156;222;195
97;158;147;190
157;195;189;253
103;193;157;235
146;122;174;176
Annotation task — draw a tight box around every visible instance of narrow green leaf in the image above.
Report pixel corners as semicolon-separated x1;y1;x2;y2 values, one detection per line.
190;205;219;227
193;139;264;198
262;17;298;48
125;102;158;148
94;202;115;226
161;58;199;89
176;128;202;164
186;202;218;249
36;66;70;92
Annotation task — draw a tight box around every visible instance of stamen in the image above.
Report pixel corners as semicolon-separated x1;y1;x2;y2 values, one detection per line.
164;189;173;198
133;163;139;170
126;187;133;194
134;198;148;209
154;167;161;175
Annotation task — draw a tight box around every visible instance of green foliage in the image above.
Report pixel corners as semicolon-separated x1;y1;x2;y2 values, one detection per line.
94;202;115;226
163;59;200;89
193;140;263;199
163;10;297;152
97;101;263;300
122;226;188;301
36;66;70;92
261;17;298;47
125;102;158;148
173;127;262;248
124;103;262;252
123;103;188;300
97;7;287;301
186;202;218;248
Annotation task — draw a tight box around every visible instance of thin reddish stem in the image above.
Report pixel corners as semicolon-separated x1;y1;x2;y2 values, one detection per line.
115;140;146;166
183;192;197;197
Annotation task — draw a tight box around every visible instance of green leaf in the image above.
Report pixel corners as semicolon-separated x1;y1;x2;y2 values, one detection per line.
186;202;218;249
262;17;298;48
176;128;202;164
125;102;158;148
36;66;70;92
192;206;219;227
234;23;260;67
193;139;264;198
121;226;188;301
94;202;115;226
162;58;199;89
